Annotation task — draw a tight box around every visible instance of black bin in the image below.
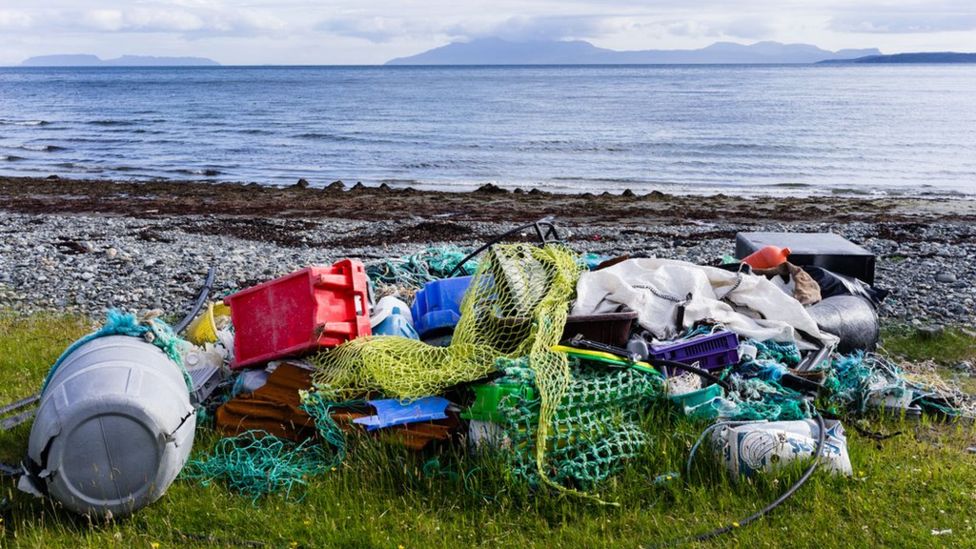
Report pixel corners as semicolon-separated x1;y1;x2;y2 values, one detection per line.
735;232;876;285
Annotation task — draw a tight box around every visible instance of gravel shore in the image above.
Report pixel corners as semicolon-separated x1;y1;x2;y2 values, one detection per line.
0;176;973;327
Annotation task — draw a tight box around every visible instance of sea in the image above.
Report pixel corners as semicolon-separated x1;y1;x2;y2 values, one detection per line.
1;64;974;197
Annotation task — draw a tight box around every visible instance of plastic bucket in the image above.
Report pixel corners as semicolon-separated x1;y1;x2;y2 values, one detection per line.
23;335;195;518
186;302;231;345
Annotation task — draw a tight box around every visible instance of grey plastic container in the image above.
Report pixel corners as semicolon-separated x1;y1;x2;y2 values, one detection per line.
23;335;195;518
807;295;880;354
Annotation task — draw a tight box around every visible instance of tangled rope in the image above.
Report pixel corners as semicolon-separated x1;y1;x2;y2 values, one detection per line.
42;309;191;392
366;246;478;289
182;430;329;502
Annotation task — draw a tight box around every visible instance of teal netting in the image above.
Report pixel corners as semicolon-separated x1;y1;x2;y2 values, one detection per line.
735;339;803;381
823;352;907;414
298;392;368;467
182;430;329;502
722;376;813;421
366;246;478;289
749;339;802;367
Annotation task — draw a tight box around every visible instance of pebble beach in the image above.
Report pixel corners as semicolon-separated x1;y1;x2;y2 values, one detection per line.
1;176;974;329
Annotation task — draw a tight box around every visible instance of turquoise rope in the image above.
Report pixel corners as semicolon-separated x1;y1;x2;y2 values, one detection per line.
182;430;328;502
42;309;192;393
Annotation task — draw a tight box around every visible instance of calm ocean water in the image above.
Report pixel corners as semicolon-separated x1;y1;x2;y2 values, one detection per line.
1;65;974;196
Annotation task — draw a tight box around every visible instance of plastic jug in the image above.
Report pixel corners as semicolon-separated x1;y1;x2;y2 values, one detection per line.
742;245;791;269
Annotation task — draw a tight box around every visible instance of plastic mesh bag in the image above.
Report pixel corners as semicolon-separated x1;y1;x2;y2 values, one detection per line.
310;243;583;489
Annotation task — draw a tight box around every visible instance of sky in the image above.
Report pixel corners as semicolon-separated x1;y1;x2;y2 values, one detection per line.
1;0;974;65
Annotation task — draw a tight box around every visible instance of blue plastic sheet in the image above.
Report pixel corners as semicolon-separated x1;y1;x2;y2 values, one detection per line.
353;396;451;431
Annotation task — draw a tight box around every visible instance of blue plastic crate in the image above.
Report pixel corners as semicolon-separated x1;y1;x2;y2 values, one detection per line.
410;276;472;337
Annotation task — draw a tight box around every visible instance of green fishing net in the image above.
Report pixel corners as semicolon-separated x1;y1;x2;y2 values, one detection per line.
823;353;907;414
182;430;329;502
723;376;813;421
310;243;583;492
491;356;662;490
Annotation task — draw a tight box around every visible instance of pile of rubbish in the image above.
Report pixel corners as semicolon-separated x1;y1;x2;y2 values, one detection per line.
3;221;972;537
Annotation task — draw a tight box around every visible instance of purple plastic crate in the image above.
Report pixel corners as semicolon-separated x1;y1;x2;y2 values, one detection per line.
650;331;739;376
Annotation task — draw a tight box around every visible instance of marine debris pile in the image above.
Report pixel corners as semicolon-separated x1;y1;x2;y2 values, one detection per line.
4;219;972;539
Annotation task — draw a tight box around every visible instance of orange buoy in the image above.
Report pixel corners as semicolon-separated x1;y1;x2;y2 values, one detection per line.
742;245;791;269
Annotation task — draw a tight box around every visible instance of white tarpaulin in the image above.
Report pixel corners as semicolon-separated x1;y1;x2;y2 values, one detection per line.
572;258;837;349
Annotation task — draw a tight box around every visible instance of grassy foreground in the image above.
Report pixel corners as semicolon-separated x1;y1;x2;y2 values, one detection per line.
2;313;976;548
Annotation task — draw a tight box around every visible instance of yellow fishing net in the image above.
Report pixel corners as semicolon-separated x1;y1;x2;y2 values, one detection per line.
310;243;583;488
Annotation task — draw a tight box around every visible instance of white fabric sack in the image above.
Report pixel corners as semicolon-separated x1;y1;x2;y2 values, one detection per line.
572;258;837;348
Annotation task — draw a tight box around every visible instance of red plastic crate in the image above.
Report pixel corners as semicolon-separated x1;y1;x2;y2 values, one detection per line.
225;259;371;369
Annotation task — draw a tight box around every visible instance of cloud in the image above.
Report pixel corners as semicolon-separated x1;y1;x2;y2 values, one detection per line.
663;17;774;39
316;17;430;43
80;9;204;32
317;14;623;44
722;17;775;39
34;6;287;36
468;15;620;41
318;14;621;44
0;9;33;30
831;13;976;34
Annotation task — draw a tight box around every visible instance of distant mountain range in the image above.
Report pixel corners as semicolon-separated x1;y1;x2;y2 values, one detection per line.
386;38;882;65
819;52;976;64
20;54;220;67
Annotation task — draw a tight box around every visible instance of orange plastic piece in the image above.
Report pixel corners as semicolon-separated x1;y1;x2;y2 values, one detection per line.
215;362;316;441
742;245;792;269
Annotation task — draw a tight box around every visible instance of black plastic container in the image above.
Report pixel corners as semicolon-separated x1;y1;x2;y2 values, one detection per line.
736;232;876;285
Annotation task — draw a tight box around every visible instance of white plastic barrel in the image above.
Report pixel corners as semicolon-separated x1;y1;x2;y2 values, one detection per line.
22;335;196;518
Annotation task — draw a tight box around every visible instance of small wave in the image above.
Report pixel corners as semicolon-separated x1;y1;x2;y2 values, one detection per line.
18;144;66;152
171;168;222;176
0;119;50;127
1;155;26;161
698;142;794;152
239;128;274;135
293;132;351;141
88;120;137;127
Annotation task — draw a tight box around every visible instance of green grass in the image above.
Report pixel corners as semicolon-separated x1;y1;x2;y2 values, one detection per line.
881;326;976;365
2;314;976;548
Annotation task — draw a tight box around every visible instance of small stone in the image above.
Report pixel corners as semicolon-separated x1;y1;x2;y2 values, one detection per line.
105;247;118;259
936;272;957;283
621;188;636;197
918;325;945;339
294;178;310;189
